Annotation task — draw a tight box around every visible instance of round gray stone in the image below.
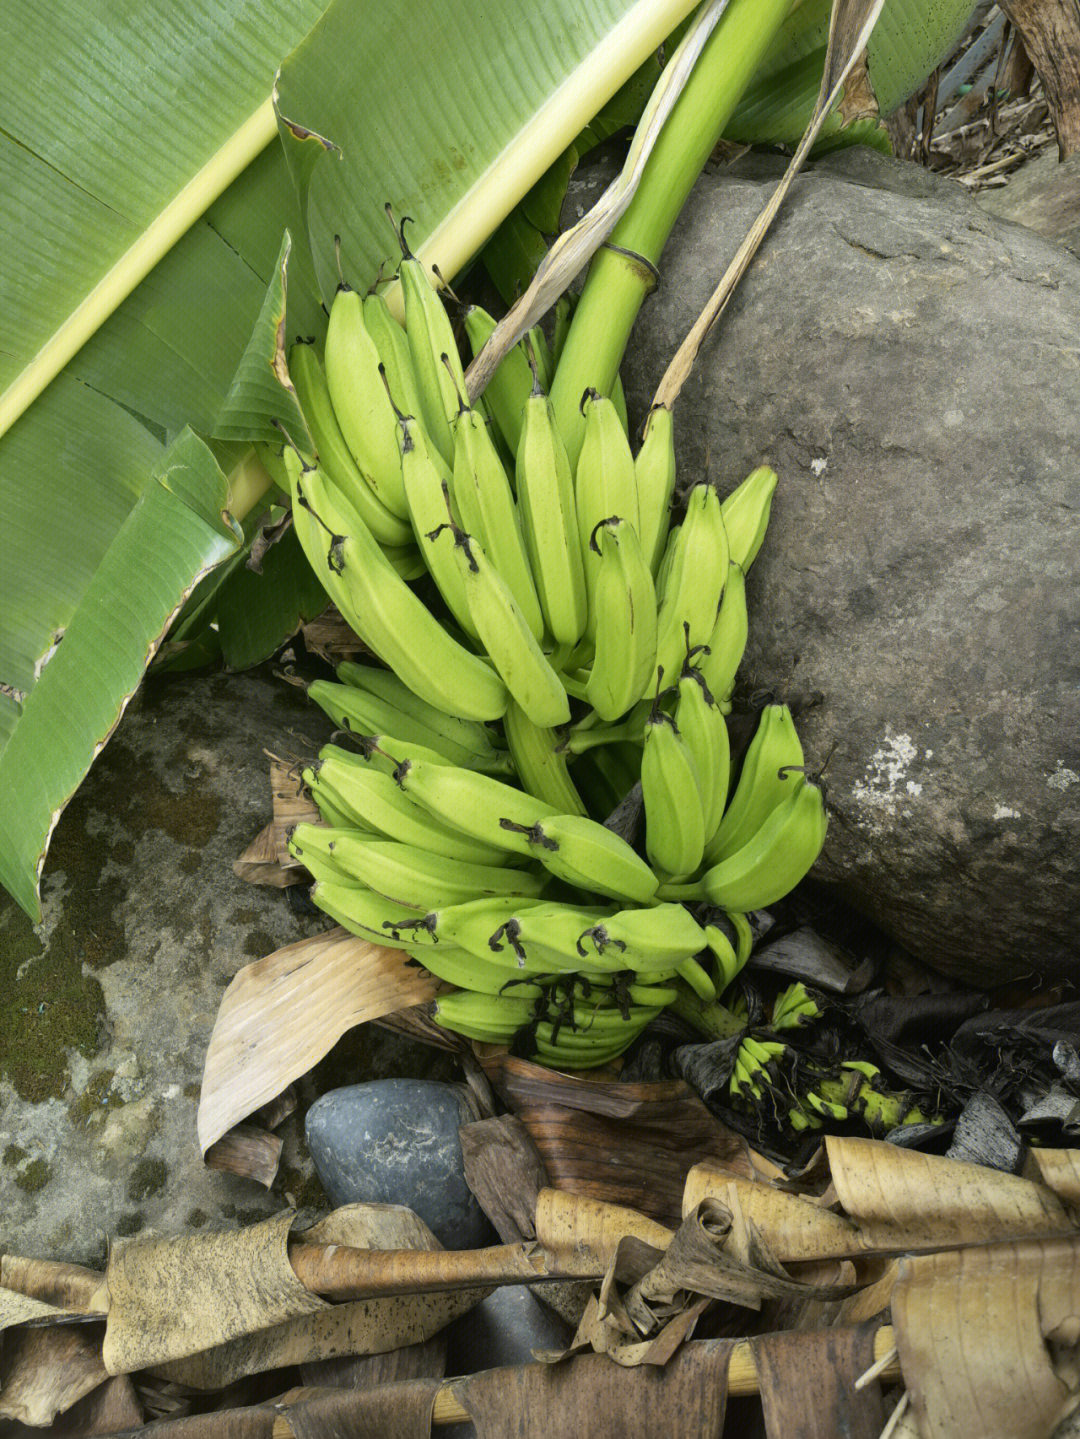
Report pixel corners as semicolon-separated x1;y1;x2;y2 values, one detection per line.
305;1079;493;1250
568;146;1080;983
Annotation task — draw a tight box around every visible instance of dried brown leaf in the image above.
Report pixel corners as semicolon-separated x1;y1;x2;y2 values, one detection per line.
1026;1148;1080;1205
682;1162;863;1262
535;1189;675;1272
482;1056;748;1224
103;1211;324;1375
271;758;320;868
300;607;370;666
460;1115;549;1243
204;1123;283;1188
0;1373;142;1437
0;1256;108;1314
0;1287;68;1332
892;1238;1080;1438
449;1339;734;1438
233;821;298;888
754;1320;886;1439
198;929;440;1153
142;1207;480;1392
826;1135;1077;1249
371;1003;463;1052
0;1321;109;1427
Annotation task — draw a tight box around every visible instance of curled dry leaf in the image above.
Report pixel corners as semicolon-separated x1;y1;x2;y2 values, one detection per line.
0;1322;108;1428
0;1256;108;1315
233;819;297;888
682;1162;863;1264
892;1237;1080;1439
1025;1148;1080;1206
103;1210;325;1375
106;1205;484;1393
825;1135;1077;1251
198;928;440;1154
203;1122;283;1188
535;1188;675;1272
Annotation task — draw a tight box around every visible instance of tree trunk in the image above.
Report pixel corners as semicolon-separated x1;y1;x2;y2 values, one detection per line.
998;0;1080;157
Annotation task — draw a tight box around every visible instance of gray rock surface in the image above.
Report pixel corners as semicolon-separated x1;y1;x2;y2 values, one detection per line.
571;147;1080;982
305;1080;493;1250
977;150;1080;259
0;667;452;1264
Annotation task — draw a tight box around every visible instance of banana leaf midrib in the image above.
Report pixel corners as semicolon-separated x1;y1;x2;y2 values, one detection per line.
0;96;278;444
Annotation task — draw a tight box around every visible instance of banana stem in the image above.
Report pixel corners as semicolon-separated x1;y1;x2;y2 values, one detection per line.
550;0;793;461
563;720;645;755
669;985;745;1041
655;880;706;901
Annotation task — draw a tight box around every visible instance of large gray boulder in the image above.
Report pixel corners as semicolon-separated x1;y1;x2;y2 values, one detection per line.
590;148;1079;983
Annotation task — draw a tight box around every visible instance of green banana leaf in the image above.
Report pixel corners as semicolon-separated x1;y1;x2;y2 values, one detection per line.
0;0;703;919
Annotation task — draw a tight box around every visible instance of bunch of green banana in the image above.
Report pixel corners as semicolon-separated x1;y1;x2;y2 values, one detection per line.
276;236;832;1075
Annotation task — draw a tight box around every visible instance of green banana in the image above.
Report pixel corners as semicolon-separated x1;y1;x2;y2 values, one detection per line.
381;543;427;581
501;813;659;904
417;946;547;1000
699;562;748;710
502;700;585;815
392;755;557;856
655;521;681;598
721;465;777;572
310;677;503;773
577;903;709;975
490;901;625;974
432;988;541;1043
334;663;507;773
584;518;657;722
396;412;477;639
286;453;506;721
440;523;571;729
705;703;804;864
574;390;639;609
397;245;466;467
654;483;730;687
308;879;434;948
288;825;547;909
515;384;587;648
362;290;427;426
770;981;821;1030
451;405;544;638
304;753;509;866
463;305;534;455
700;774;828;911
640;703;706;880
675;661;730;839
288;341;414;548
322;286;409;515
418;895;547;962
634;404;676;574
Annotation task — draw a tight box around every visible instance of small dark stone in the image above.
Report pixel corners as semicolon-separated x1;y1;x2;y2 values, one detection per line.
445;1286;572;1375
305;1080;494;1250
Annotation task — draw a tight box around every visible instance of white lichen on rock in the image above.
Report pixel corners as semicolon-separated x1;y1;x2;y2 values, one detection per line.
852;732;921;831
1047;763;1078;792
